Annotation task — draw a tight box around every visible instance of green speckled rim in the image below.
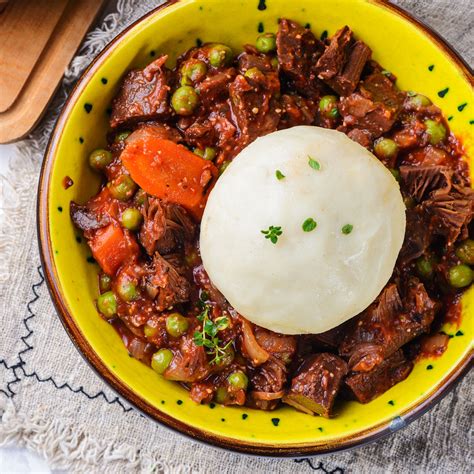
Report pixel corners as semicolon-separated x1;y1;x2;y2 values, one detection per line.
38;0;473;457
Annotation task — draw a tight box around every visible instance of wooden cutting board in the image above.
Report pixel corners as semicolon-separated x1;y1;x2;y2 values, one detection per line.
0;0;106;143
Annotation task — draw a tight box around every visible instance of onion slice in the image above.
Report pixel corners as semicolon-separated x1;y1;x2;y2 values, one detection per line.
240;317;270;365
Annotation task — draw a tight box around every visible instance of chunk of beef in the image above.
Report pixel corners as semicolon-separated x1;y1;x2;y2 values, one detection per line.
193;264;228;308
254;327;297;364
127;122;182;144
400;165;453;202
139;197;195;256
143;253;190;310
229;72;281;146
340;71;404;139
345;350;413;403
196;68;236;106
238;49;273;73
70;201;110;232
398;206;431;265
314;27;371;96
283;353;348;417
184;120;215;148
279;94;317;128
164;334;211;382
315;26;353;81
110;55;171;128
422;184;474;246
247;358;287;411
339;281;438;369
277;19;324;96
347;128;372;148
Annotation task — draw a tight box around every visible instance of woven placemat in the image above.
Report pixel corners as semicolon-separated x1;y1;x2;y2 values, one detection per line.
0;1;472;472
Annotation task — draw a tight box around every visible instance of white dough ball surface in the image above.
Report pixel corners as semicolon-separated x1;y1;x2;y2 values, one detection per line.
200;126;406;334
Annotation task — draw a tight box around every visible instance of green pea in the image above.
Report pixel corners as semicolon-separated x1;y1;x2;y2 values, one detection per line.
390;168;400;181
181;60;207;85
121;208;143;231
416;256;434;279
244;67;265;81
166;313;189;337
194;147;216;161
455;239;474;265
208;44;233;68
448;264;473;288
319;95;339;119
171;86;199;116
151;349;173;374
117;281;138;302
407;93;431;108
97;291;117;317
270;57;279;69
89;149;113;171
114;131;131;142
99;273;112;293
424;119;447;145
219;161;230;175
215;387;228;404
374;138;399;161
403;196;415;209
256;33;276;53
134;188;147;206
108;175;137;201
227;371;248;390
144;323;158;339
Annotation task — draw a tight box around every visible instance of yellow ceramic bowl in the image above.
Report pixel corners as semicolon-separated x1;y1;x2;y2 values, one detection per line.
38;0;473;456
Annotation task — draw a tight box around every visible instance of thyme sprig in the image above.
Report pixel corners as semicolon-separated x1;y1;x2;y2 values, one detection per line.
193;305;231;365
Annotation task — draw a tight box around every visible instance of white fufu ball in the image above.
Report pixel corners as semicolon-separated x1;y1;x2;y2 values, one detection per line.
200;126;406;334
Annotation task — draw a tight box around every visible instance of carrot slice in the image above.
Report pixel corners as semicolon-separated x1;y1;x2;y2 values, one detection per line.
89;224;139;275
121;136;217;219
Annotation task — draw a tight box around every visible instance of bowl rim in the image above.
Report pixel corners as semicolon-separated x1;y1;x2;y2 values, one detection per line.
37;0;474;457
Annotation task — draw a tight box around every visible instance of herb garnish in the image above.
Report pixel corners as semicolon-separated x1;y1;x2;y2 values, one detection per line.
342;224;353;234
275;170;285;180
302;218;317;232
308;156;320;170
261;225;283;244
193;305;232;365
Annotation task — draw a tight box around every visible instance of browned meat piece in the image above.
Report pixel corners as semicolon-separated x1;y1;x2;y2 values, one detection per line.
196;68;236;106
238;49;273;73
315;26;353;80
254;327;297;364
340;71;404;139
247;358;287;411
422;184;474;246
143;253;190;310
328;41;372;96
184;120;215;148
276;19;325;96
164;334;211;382
314;27;371;96
278;94;317;128
127;122;182;143
229;72;281;146
193;265;228;308
339;281;438;369
347;128;372;148
110;55;171;128
345;350;413;403
398;206;431;265
283;353;348;417
400;165;453;202
139;197;195;256
70;202;110;232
